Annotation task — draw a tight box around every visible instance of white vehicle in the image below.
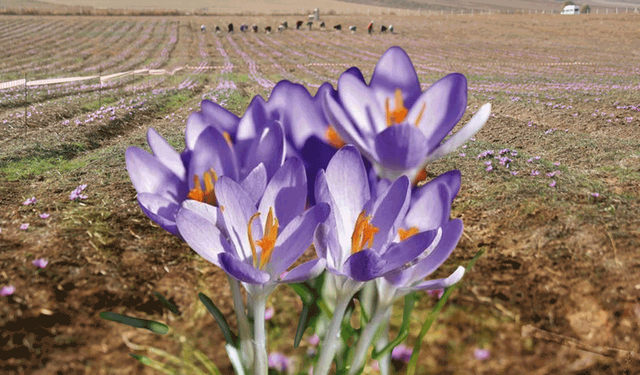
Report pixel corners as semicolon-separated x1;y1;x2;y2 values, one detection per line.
561;5;581;14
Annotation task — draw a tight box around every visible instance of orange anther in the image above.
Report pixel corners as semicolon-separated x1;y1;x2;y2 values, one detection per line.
398;227;419;241
325;125;346;148
351;211;379;254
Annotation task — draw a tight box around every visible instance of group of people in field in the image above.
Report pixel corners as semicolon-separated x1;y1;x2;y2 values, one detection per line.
199;21;394;34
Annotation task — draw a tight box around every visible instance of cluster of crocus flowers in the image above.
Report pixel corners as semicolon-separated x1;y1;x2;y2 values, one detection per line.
125;45;490;375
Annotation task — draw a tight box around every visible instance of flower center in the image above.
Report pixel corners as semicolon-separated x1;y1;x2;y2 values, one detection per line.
187;168;218;205
247;207;279;270
351;211;379;254
325;125;346;148
385;88;426;127
412;169;428;186
398;227;419;241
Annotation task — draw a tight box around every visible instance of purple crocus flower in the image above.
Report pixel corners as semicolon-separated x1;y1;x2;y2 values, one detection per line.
22;197;37;206
314;146;439;283
323;47;491;182
268;352;290;372
126;103;286;237
1;285;15;296
32;258;48;268
391;344;413;363
176;157;329;286
474;348;490;360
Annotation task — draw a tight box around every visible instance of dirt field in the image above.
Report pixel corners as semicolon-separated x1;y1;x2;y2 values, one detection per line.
1;12;640;375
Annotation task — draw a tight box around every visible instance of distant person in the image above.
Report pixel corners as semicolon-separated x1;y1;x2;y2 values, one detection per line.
333;24;342;31
296;20;303;29
228;23;234;33
265;26;272;33
367;21;373;34
320;21;326;30
215;25;221;33
282;21;288;29
252;25;258;33
306;21;313;30
240;24;248;32
200;25;206;33
389;25;394;33
380;25;387;33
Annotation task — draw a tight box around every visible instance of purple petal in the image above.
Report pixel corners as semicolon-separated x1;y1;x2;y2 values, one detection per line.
337;72;386;134
380;230;440;274
185;100;239;149
176;204;233;266
258;157;307;229
369;47;422;108
370;176;411;251
405;183;451;232
323;89;371;156
344;249;386;281
125;147;186;199
373;124;429;170
267;203;330;275
146;128;186;180
0;285;15;297
218;252;270;284
313;222;342;271
408;73;467;151
279;258;326;283
235;95;269;142
215;177;261;261
188;127;239;187
400;266;465;293
299;136;339;205
137;193;181;236
241;120;285;180
240;163;268;206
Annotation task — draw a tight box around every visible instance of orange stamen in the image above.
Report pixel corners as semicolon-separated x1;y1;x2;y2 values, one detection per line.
257;207;279;269
414;102;427;127
398;227;419;241
412;169;428;186
325;125;346;148
247;212;261;268
351;211;379;254
187;168;218;205
386;88;409;126
222;131;233;146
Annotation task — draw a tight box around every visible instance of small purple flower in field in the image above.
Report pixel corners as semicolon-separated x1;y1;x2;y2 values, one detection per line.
22;197;37;206
268;352;289;372
427;288;444;299
32;258;48;268
391;344;413;363
546;172;555;178
474;348;490;360
459;153;466;158
527;158;533;163
499;148;509;155
462;145;467;149
534;156;541;160
69;184;88;201
549;180;556;188
264;306;274;321
531;170;539;176
20;223;29;230
1;285;15;297
39;213;50;219
308;333;320;346
591;192;600;197
510;171;518;176
470;137;476;141
554;161;561;166
485;165;493;172
484;161;492;166
527;121;532;127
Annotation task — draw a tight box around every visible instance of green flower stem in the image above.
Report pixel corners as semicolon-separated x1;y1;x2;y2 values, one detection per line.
228;276;254;369
252;294;268;375
348;305;391;375
313;292;354;375
374;314;391;375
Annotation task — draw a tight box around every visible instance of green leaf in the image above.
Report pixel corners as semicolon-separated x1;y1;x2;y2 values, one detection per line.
294;304;310;348
406;247;486;375
198;292;237;346
154;291;181;315
100;311;168;334
128;353;177;375
290;283;314;304
193;349;223;375
371;292;417;359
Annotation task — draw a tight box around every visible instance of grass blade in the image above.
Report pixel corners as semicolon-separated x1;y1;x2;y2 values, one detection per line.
198;292;237;346
100;311;168;334
128;353;177;375
154;291;181;315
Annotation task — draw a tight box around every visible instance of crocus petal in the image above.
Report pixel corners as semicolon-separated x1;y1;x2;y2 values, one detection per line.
279;258;326;283
407;73;467;151
137;193;181;236
370;176;411;251
185;100;239;149
241;163;268;205
313;223;341;271
125;147;185;199
242;120;285;180
235;95;269;142
405;184;451;232
258;157;307;229
218;253;270;284
181;199;226;234
423;103;491;164
267;203;329;275
338;72;387;134
379;230;440;274
344;249;386;281
369;46;422;108
147;128;186;180
323;91;372;159
400;266;465;294
176;204;233;266
322;145;371;251
215;177;262;261
299;136;339;205
373;124;429;170
403;219;464;283
188;127;239;187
